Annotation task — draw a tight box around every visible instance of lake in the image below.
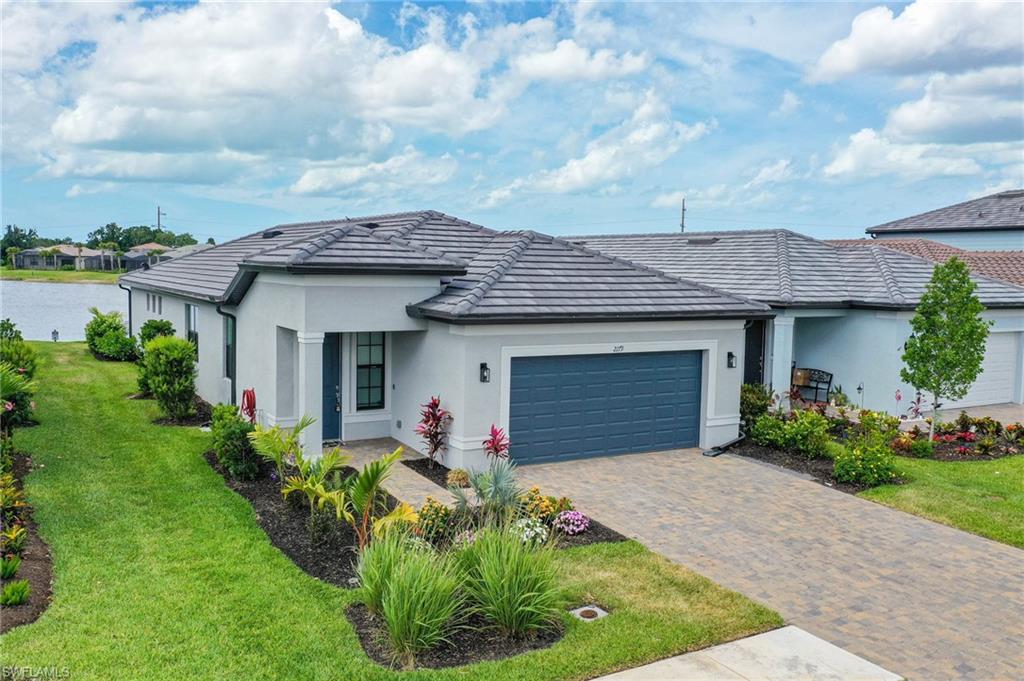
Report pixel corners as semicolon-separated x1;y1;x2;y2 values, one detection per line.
0;280;128;341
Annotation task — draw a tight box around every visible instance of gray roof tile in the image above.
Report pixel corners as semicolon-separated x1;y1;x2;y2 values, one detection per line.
867;189;1024;235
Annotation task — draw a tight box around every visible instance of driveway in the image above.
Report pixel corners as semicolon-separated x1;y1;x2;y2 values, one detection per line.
519;449;1024;681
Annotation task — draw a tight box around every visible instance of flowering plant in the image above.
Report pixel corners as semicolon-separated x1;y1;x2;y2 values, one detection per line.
957;431;976;443
512;516;548;544
414;396;453;468
482;424;510;460
453;529;476;549
955;445;972;456
521;486;555;522
552;510;590;536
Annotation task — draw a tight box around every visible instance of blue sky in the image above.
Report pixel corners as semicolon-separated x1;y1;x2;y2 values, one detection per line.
2;1;1021;244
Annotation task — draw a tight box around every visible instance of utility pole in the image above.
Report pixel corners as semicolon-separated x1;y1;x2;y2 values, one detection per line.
157;205;167;231
680;197;686;232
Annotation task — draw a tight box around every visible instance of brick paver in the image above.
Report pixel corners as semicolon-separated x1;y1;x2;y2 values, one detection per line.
519;449;1024;681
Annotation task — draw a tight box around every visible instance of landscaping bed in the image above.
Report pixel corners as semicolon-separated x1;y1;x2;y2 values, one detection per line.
154;395;213;427
347;602;564;669
729;442;877;494
0;453;53;634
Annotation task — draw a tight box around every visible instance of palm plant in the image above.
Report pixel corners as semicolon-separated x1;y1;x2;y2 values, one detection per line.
335;447;418;550
247;414;315;482
449;459;522;523
281;446;351;518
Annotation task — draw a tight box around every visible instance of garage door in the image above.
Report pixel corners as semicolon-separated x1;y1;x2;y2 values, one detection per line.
508;351;702;464
945;332;1020;409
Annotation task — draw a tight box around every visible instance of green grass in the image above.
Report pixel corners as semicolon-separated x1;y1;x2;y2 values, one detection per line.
861;455;1024;548
0;266;121;284
2;342;780;680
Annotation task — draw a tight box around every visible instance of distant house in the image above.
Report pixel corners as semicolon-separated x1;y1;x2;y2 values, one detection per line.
13;244;107;270
828;238;1024;287
866;190;1024;250
123;242;211;271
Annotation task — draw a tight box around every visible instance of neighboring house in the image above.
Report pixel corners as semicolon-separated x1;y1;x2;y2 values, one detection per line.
866;190;1024;250
120;211;771;467
576;230;1024;414
123;242;212;271
13;244;107;270
827;238;1024;287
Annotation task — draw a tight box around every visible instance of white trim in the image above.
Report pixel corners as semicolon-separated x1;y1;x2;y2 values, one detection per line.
449;319;746;336
773;316;796;327
297;331;325;344
707;413;741;427
498;339;720;449
451;433;490;450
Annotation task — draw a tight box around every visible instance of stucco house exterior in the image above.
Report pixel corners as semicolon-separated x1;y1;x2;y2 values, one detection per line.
119;211;770;468
14;244;109;270
866;189;1024;250
576;230;1024;415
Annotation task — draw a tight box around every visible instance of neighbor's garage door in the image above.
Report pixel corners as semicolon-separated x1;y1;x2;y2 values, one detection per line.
509;351;702;464
945;332;1020;409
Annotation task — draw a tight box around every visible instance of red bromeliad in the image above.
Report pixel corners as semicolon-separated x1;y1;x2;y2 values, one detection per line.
482;424;510;460
414;396;453;468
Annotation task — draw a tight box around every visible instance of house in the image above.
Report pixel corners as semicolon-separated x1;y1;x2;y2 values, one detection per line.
119;211;771;467
122;243;213;271
575;230;1024;414
866;190;1024;250
13;244;107;270
827;238;1024;287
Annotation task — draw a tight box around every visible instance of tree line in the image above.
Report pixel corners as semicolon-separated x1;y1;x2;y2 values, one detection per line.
2;223;212;255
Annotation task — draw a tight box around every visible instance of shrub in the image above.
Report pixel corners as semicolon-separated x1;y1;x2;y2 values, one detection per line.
0;525;27;556
1;362;36;432
144;336;196;420
0;579;30;606
282;447;350;519
976;436;997;456
139;319;175;346
857;410;900;446
0;473;27;524
450;459;522;522
85;308;136;360
1;555;20;579
445;468;470;488
380;545;463;669
552;510;589;536
521;486;555;522
455;525;561;637
0;319;22;342
512;516;549;543
1;434;13;474
751;410;831;458
415;497;452;543
0;340;37;380
414;396;453;467
482;424;510;460
908;439;934;459
211;404;259;480
750;413;787;448
740;383;773;426
833;443;898;487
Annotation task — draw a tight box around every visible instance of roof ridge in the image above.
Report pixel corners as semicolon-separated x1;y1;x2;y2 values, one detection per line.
385;212;434;242
285;224;355;266
775;231;794;303
868;247;907;305
452;232;536;314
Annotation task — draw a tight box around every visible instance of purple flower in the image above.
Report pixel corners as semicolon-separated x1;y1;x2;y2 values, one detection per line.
553;510;590;536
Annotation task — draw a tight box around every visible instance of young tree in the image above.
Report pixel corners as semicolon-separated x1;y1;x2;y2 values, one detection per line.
901;257;991;437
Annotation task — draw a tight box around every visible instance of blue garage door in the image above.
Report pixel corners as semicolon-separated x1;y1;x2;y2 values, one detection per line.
509;351;702;464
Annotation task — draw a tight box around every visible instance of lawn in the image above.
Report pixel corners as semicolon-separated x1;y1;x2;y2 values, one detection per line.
2;342;780;680
861;455;1024;549
0;266;122;284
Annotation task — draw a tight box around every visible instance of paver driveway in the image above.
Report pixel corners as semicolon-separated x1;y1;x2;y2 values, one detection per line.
519;449;1024;681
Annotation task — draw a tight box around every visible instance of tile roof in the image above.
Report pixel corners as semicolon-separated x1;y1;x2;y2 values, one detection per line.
121;211;770;322
866;189;1024;235
575;229;1024;309
828;238;1024;287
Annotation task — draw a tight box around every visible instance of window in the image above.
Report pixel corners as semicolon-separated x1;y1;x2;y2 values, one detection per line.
185;304;199;352
157;296;162;315
356;332;385;410
224;316;235;381
145;293;151;312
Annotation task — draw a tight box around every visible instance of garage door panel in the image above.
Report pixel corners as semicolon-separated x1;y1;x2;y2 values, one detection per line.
510;350;702;463
945;332;1019;409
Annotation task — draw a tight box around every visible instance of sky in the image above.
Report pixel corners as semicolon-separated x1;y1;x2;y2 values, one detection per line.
1;0;1022;244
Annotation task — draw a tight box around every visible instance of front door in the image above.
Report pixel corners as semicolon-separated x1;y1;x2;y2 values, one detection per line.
322;333;342;441
744;320;766;385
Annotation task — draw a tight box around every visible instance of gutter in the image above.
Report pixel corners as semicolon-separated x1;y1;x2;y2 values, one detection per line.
215;304;237;406
118;283;133;335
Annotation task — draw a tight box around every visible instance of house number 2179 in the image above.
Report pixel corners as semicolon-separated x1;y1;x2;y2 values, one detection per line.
612;345;624;352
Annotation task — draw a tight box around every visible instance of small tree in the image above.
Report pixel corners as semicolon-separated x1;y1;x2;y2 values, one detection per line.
144;336;197;421
5;247;20;269
414;396;452;468
901;257;991;437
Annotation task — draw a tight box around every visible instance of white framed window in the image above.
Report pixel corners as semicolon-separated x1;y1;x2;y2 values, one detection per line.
355;332;385;410
185;304;199;352
157;296;162;315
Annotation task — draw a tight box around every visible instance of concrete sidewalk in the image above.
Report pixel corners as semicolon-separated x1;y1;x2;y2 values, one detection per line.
596;626;902;681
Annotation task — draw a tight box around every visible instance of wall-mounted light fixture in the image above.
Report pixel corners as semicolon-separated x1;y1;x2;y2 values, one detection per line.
479;362;491;383
727;351;737;368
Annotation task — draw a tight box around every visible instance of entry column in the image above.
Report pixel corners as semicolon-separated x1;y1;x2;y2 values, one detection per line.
297;331;325;458
769;317;795;406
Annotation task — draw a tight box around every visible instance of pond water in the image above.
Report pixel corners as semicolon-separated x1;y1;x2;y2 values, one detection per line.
0;280;128;341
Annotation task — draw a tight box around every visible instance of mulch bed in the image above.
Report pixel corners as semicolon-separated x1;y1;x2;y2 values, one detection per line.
728;442;884;495
346;602;564;670
922;441;1020;462
401;457;629;548
1;454;54;634
205;452;371;587
154;396;213;427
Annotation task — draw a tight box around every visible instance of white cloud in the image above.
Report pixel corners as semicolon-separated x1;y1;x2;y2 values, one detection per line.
66;181;119;198
823;128;983;180
652;158;794;209
773;90;802;116
746;159;793;188
512;39;648;82
810;1;1023;82
290;146;457;195
484;91;712;205
884;66;1023;144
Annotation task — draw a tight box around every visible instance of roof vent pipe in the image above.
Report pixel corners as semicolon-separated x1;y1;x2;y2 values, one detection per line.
680;197;686;233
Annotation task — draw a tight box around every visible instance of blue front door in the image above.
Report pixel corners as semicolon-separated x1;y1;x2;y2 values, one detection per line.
322;333;342;441
509;351;702;464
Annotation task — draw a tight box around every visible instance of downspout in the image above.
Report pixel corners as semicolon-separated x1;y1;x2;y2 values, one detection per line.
118;283;133;335
215;304;237;406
